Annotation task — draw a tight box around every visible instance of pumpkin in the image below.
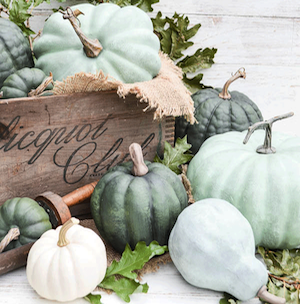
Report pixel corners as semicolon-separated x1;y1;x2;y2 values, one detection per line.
0;18;34;88
26;218;107;302
0;197;52;251
168;198;285;304
187;112;300;249
0;67;53;99
90;143;188;253
175;68;263;154
33;3;161;83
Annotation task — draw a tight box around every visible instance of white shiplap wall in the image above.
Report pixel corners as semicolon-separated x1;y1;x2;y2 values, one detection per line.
0;1;298;304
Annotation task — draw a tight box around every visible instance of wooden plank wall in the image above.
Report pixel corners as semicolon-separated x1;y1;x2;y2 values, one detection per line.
30;0;300;135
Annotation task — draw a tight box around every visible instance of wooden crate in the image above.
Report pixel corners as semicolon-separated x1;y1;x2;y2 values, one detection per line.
0;91;174;210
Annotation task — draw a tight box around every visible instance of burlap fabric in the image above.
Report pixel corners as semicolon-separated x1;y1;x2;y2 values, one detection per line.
52;52;195;124
80;219;172;283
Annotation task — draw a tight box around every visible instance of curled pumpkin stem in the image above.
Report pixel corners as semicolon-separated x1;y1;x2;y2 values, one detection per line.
129;143;149;176
60;7;102;58
57;217;80;247
219;68;246;100
0;227;20;253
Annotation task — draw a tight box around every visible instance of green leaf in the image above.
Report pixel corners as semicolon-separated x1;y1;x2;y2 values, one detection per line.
219;293;241;304
154;136;193;174
99;276;148;303
177;48;217;74
131;0;158;12
0;0;10;8
105;241;168;280
84;293;103;304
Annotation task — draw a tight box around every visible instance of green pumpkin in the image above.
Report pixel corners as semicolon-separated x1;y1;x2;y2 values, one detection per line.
0;197;52;251
33;3;161;83
0;67;53;99
175;69;263;154
187;113;300;249
169;199;274;302
90;143;188;253
0;18;34;88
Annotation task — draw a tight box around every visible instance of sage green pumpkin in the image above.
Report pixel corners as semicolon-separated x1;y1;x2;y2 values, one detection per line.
175;69;263;154
187;123;300;249
0;197;52;251
0;18;34;88
169;199;271;302
33;3;161;83
90;161;188;253
0;68;52;99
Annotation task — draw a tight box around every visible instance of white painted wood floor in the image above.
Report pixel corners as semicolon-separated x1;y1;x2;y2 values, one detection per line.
0;262;261;304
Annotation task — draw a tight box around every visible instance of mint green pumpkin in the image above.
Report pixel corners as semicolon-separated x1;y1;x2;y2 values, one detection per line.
187;113;300;249
0;197;52;251
0;18;34;88
0;68;52;99
33;3;161;83
90;143;188;253
169;199;274;302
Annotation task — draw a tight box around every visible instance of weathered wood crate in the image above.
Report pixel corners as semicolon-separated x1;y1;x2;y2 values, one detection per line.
0;91;174;211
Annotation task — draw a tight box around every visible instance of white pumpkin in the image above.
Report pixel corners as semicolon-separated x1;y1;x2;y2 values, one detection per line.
26;218;107;302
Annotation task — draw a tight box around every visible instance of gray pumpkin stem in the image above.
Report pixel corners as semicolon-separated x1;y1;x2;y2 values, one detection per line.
218;68;246;100
243;112;294;154
28;72;54;97
60;7;102;58
257;286;286;304
129;143;149;176
0;227;20;253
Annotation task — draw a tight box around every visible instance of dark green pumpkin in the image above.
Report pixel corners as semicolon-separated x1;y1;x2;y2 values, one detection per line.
0;197;52;251
0;67;53;99
175;69;263;154
0;18;34;88
90;144;188;253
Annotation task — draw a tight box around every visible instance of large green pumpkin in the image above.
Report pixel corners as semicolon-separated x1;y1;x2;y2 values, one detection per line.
187;113;300;249
90;143;188;253
33;3;161;83
175;69;263;154
0;67;53;99
0;18;34;88
0;197;52;251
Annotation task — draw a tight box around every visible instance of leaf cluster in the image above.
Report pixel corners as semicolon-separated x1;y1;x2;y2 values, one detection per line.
85;241;168;304
258;247;300;304
0;0;66;36
154;136;193;174
152;11;217;92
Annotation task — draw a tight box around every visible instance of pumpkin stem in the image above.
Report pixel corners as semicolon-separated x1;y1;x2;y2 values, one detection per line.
218;68;246;99
28;72;54;97
243;112;294;154
129;143;149;176
0;227;20;253
257;286;286;304
60;7;102;58
57;217;80;247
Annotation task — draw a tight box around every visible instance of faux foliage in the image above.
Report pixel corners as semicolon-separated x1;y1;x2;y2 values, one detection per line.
85;241;168;304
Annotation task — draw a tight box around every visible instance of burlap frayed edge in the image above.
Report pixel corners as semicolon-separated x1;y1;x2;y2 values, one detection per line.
51;52;195;124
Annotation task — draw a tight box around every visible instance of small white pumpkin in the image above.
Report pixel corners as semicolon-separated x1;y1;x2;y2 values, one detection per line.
26;218;107;302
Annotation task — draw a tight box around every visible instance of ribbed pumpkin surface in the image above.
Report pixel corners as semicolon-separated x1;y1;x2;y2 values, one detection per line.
0;18;34;88
0;197;52;251
187;130;300;249
91;162;188;253
175;88;263;154
1;67;51;99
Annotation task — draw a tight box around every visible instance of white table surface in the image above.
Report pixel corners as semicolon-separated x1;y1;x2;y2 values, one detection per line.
0;262;261;304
